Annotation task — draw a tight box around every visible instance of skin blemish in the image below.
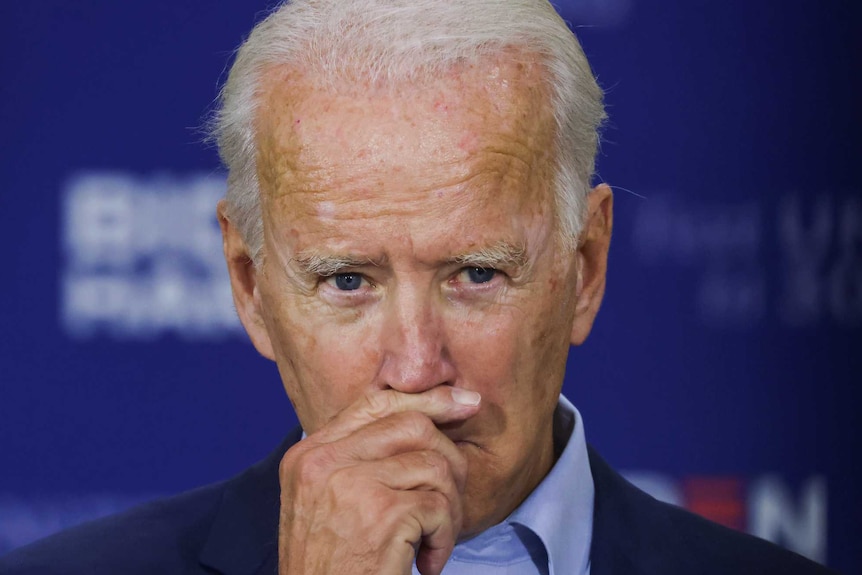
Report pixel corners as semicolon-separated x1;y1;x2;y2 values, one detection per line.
458;132;479;152
316;201;336;219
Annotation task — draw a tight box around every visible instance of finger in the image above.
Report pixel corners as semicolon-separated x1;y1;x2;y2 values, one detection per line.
386;490;457;575
314;386;481;444
328;412;469;492
343;450;464;523
415;491;458;575
416;540;451;575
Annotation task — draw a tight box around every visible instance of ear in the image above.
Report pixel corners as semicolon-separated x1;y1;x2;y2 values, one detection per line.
570;183;613;346
217;200;276;360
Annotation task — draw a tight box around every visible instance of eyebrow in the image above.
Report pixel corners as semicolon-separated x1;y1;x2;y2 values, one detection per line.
449;241;528;269
292;241;527;276
292;253;381;276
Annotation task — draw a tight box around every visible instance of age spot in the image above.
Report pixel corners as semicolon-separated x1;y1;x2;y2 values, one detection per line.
316;202;336;219
458;132;478;152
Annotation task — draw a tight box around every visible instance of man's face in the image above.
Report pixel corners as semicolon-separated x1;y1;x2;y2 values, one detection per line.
227;57;604;534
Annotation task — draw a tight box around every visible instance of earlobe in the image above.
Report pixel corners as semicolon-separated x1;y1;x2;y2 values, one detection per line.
570;184;613;346
217;200;276;360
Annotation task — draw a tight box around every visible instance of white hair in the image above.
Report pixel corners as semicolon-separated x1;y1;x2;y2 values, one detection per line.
210;0;605;262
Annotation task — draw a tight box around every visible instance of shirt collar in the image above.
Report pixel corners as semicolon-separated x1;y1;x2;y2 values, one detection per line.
507;394;594;575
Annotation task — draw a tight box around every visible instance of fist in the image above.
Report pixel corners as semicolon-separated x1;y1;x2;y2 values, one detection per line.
277;386;482;575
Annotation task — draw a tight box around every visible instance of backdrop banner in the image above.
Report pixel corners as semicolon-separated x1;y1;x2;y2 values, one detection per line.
0;1;859;571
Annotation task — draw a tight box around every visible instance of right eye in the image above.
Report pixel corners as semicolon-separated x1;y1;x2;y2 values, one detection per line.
325;273;365;291
459;266;497;284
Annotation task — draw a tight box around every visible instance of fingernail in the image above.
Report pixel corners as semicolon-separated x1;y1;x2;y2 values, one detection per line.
451;388;481;406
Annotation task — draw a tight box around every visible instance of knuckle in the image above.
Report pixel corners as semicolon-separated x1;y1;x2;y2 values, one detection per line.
363;390;394;419
423;451;451;483
450;449;468;476
367;486;397;516
326;466;360;504
398;411;435;440
284;445;331;485
423;490;450;515
278;447;300;479
327;464;351;489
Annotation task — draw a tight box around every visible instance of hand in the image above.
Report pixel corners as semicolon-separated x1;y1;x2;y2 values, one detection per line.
277;386;482;575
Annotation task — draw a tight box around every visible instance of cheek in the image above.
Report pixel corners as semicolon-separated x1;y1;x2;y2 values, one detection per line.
266;300;385;428
446;313;522;400
446;290;571;410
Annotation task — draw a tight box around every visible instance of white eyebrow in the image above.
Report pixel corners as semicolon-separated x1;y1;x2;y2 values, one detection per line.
293;253;379;276
292;242;526;276
450;242;527;269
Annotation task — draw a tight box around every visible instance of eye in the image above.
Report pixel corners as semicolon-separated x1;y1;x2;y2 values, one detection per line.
327;273;365;291
462;267;497;284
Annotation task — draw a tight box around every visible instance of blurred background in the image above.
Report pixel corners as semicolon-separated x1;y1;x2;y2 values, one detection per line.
0;0;859;571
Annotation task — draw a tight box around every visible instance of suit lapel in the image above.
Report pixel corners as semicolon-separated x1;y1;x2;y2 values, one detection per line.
587;446;668;575
198;427;303;575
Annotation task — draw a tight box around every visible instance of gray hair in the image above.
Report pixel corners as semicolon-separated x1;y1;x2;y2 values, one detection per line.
210;0;605;262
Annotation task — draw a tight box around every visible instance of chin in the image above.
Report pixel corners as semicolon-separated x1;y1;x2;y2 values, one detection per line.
458;508;497;541
459;467;507;538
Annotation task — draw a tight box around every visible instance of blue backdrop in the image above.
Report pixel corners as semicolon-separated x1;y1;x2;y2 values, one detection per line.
1;1;859;571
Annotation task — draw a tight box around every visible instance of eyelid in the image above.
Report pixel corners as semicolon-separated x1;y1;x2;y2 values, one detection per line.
451;257;523;278
315;266;358;278
321;270;363;280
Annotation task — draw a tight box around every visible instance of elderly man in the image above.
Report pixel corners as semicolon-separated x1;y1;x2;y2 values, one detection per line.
0;1;836;574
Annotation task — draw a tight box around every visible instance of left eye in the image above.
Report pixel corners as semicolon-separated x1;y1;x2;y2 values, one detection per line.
462;267;497;284
328;273;364;291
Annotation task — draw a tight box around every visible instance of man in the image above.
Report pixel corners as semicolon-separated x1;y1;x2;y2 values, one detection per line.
0;1;837;574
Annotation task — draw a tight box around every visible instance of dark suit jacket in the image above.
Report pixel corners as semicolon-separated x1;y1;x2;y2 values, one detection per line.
0;427;837;574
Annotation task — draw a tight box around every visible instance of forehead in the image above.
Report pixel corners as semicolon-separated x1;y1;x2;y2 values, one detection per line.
253;52;557;240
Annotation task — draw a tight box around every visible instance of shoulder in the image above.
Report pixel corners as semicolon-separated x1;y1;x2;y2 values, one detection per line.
0;481;226;575
647;492;833;574
586;446;838;575
0;428;303;575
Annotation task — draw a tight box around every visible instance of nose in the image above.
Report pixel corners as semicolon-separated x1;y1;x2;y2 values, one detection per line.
377;284;455;393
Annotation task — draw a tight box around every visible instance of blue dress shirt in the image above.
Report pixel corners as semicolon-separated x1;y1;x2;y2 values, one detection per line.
412;394;594;575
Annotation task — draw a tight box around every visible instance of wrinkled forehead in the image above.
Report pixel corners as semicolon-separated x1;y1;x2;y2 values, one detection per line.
253;50;557;206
